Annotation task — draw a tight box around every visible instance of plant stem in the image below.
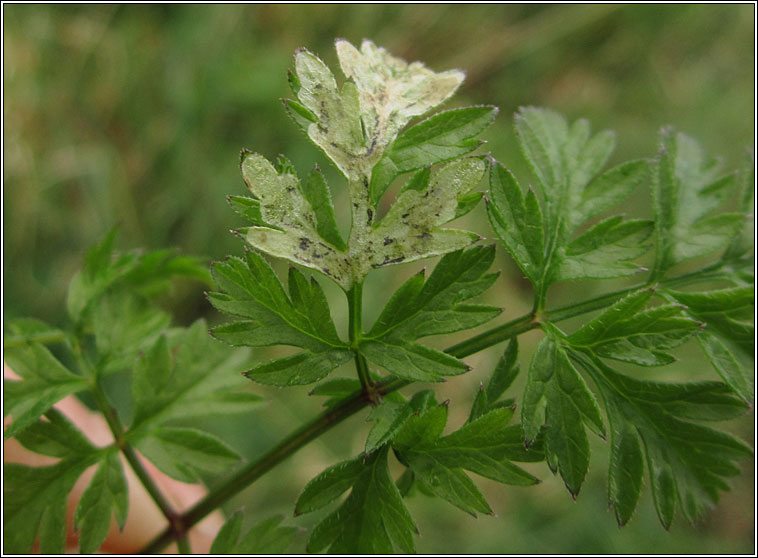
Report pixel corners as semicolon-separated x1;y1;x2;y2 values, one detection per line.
140;378;405;554
176;535;191;554
90;379;179;527
347;282;373;393
138;263;731;553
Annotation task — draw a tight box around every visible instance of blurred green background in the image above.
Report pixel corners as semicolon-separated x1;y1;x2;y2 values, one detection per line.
3;4;754;554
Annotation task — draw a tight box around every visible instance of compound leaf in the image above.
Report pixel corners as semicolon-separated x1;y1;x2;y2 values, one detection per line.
522;332;604;496
305;447;417;554
576;353;752;528
75;451;129;553
211;512;296;554
394;403;540;516
4;342;89;439
652;129;743;275
4;458;94;553
368;245;500;340
13;408;96;459
135;426;242;483
567;289;702;367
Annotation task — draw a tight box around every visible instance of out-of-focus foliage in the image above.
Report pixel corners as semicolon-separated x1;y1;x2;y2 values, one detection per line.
3;4;753;554
4;4;753;324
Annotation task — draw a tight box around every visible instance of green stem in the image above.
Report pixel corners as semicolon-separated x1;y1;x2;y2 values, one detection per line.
176;535;191;554
140;378;405;554
3;331;66;348
138;263;731;553
347;282;373;394
90;379;179;527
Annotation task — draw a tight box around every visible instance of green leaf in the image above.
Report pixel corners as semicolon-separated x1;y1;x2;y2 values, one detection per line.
370;106;497;205
555;217;652;281
568;289;702;367
295;456;365;515
359;339;468;383
210;511;244;554
210;251;346;351
696;332;754;404
75;451;129;553
394;404;540;516
227;195;270;228
368;245;500;340
578;160;650;224
4;458;93;553
364;390;437;453
494;107;648;295
359;246;496;383
667;286;754;358
128;321;262;431
243;349;352;387
211;512;296;554
3;318;65;348
4;342;89;439
135;426;242;483
305;447;417;554
514;107;617;236
210;252;351;386
14;408;96;458
723;151;755;262
66;230;210;322
469;339;520;423
301;166;347;250
486;160;545;282
577;353;752;528
522;333;604;496
652;129;743;275
91;292;172;376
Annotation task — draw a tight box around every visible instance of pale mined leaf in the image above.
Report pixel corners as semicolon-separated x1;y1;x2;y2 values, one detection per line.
305;447;417;554
75;451;129;553
336;39;464;176
238;152;351;287
652;129;743;275
369;106;498;205
577;352;752;528
355;157;486;280
522;333;604;497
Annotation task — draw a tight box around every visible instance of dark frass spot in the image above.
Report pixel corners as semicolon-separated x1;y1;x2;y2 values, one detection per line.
299;237;312;251
367;208;374;221
383;237;394;246
372;255;405;268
